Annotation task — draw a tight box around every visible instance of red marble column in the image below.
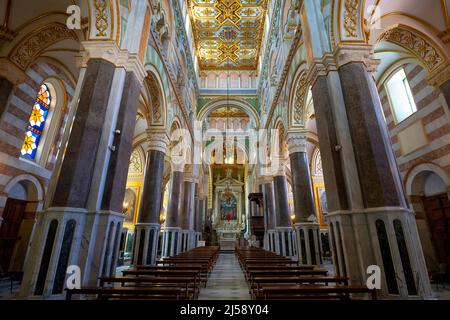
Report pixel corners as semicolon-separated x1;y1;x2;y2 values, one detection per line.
310;59;431;298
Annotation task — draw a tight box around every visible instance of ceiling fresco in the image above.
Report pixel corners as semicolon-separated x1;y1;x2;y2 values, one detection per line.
187;0;268;70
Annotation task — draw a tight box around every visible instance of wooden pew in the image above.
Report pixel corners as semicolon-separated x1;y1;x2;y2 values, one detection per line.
259;284;377;300
98;276;198;299
66;286;184;300
122;269;204;289
250;276;349;299
247;269;329;288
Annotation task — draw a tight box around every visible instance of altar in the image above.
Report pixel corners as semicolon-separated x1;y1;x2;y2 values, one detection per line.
211;169;246;251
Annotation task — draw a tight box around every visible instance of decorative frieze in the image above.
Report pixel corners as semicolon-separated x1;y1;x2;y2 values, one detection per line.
146;130;170;154
286;132;307;155
307;44;380;86
427;63;450;88
79;41;146;82
343;0;359;38
292;73;308;127
9;23;77;70
377;25;445;73
94;0;109;37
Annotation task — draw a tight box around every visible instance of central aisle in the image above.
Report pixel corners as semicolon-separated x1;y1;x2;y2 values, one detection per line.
198;253;250;300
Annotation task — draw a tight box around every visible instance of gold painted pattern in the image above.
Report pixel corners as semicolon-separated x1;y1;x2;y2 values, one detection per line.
188;0;268;70
94;0;109;37
377;25;445;72
344;0;359;38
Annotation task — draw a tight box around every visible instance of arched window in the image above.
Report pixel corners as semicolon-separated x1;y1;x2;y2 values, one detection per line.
21;84;52;160
385;68;417;123
20;79;66;165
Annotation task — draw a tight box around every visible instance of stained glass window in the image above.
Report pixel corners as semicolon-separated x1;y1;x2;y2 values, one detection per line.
21;84;51;160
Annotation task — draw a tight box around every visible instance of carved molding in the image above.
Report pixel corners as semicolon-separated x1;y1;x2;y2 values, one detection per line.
307;44;380;86
377;25;446;73
343;0;359;38
438;27;450;44
9;23;77;70
128;148;145;176
427;63;450;88
146;130;170;154
286;132;307;155
94;0;109;37
79;41;146;82
292;72;308;127
146;75;164;126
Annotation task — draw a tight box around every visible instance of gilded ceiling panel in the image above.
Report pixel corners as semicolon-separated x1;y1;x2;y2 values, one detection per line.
188;0;268;70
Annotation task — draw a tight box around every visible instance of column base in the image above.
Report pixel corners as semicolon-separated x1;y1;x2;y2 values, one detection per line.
133;223;160;266
180;230;196;252
263;232;269;251
266;230;277;252
161;227;181;258
19;207;124;299
195;232;202;247
275;227;297;259
294;222;322;266
327;207;433;299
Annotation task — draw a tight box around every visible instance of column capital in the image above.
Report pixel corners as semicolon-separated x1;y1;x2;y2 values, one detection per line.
307;44;380;86
286;132;307;155
427;63;450;87
79;41;146;83
271;161;287;177
146;130;170;154
183;170;198;183
257;175;273;185
171;161;186;173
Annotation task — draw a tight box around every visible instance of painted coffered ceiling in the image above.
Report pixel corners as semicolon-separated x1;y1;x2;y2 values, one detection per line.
187;0;268;70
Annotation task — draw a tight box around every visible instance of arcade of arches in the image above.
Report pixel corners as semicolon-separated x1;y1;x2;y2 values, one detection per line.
0;0;449;300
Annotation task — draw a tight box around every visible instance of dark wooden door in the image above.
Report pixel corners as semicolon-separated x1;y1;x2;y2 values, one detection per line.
422;194;450;266
0;198;27;272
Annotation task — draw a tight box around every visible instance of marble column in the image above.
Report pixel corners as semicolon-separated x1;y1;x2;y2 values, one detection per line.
308;45;432;298
19;54;145;298
180;175;195;253
133;131;169;265
0;77;13;119
194;189;203;247
161;164;185;258
287;133;322;266
273;169;296;258
263;178;277;252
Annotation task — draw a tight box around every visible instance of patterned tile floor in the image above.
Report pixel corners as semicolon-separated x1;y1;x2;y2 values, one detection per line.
198;252;250;300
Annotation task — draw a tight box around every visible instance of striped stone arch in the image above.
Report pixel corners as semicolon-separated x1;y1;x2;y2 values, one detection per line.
87;0;122;42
